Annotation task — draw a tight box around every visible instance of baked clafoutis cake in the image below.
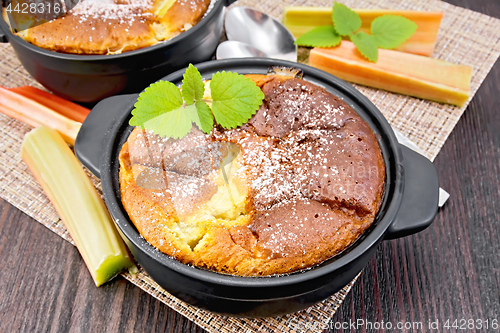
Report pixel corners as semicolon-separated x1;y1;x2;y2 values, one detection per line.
4;0;212;54
118;68;385;276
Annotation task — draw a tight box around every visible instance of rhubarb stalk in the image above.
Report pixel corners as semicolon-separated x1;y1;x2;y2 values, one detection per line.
283;7;444;56
8;86;90;123
309;41;472;107
0;87;80;144
21;126;136;286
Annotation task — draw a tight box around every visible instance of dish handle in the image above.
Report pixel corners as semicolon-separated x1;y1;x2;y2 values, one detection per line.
0;23;8;43
385;145;440;240
75;94;138;179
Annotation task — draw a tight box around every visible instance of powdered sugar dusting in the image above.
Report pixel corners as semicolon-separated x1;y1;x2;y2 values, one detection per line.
177;0;204;12
71;0;153;24
214;77;383;218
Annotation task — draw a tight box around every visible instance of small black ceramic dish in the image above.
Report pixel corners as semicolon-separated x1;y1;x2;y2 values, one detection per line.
74;58;439;317
0;0;237;103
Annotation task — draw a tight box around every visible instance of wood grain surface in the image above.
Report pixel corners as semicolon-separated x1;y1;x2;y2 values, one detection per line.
0;0;499;332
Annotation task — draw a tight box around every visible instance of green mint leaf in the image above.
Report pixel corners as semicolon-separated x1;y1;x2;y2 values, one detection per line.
129;80;183;128
184;104;200;129
210;71;264;129
130;67;264;139
195;101;214;134
295;25;341;48
182;64;214;134
181;63;205;105
189;101;214;134
332;2;362;36
142;106;193;139
371;15;418;49
350;32;379;62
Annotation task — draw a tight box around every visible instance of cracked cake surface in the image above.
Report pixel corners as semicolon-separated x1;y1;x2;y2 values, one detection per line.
8;0;211;54
118;74;385;276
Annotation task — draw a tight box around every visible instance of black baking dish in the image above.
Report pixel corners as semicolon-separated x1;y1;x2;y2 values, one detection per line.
74;58;439;317
0;0;237;103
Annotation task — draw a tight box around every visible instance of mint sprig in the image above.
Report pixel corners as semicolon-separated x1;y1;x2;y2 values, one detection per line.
190;101;214;134
295;26;341;48
210;71;265;129
129;64;264;139
332;2;361;36
182;63;205;105
350;31;379;62
129;80;187;138
371;15;418;49
295;2;418;62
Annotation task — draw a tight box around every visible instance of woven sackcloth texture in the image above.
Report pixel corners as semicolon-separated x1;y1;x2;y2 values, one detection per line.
0;0;499;331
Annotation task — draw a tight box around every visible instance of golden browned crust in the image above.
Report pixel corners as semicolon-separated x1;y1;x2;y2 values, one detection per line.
16;0;211;54
118;74;385;276
157;0;212;39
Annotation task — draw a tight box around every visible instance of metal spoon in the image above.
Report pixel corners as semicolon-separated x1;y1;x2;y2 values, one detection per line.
222;7;297;61
216;41;268;59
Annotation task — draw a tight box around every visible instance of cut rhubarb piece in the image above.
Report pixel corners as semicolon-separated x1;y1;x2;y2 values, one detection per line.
283;7;444;56
309;41;472;106
9;86;90;123
21;126;136;286
0;86;81;145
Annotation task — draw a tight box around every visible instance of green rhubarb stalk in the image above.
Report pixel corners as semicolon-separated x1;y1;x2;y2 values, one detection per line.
21;126;136;286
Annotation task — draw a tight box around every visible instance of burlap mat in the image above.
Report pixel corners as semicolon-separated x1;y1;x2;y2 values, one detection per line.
0;0;499;332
